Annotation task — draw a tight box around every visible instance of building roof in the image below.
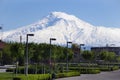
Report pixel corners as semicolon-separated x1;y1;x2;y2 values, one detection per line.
91;47;120;49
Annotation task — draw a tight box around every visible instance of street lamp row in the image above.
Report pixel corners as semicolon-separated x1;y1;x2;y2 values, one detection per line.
24;34;84;75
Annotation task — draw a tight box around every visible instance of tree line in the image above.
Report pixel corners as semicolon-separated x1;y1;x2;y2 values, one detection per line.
0;42;120;66
81;50;120;63
0;42;73;65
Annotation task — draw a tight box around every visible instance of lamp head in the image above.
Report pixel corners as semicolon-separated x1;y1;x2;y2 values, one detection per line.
80;44;84;46
67;41;72;44
27;34;34;36
50;38;56;41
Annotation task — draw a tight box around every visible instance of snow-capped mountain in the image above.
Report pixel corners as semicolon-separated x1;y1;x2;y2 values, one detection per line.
3;12;120;46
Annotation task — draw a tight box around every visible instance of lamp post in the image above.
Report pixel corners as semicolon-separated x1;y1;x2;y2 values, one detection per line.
66;41;72;72
20;36;22;44
50;38;56;73
15;61;19;76
79;44;84;63
25;34;34;76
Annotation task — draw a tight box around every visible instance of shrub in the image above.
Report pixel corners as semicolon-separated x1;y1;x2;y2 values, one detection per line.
99;67;111;71
80;68;100;74
13;74;51;80
15;67;44;74
56;71;80;78
99;66;119;71
65;71;80;77
112;66;119;70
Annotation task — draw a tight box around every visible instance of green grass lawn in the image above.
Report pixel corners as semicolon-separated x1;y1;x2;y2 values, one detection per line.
0;72;14;80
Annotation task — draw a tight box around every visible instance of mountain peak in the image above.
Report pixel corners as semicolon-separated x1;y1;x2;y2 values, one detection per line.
46;11;93;28
48;11;78;20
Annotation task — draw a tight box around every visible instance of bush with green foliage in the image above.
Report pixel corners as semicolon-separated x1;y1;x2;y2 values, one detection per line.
112;66;119;70
99;51;116;62
80;68;100;74
82;50;95;62
55;71;80;78
13;74;51;80
116;56;120;62
99;66;119;71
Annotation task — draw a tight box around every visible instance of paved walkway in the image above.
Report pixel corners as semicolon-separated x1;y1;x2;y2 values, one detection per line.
56;70;120;80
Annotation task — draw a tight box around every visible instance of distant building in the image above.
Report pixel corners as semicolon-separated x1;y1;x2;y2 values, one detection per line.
91;47;120;56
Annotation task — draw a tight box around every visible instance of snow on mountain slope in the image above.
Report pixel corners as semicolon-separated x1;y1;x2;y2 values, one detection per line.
3;12;120;46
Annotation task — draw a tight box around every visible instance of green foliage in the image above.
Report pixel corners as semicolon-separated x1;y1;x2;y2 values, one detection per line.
80;68;100;74
112;66;119;70
82;50;95;61
99;66;119;71
99;51;116;62
107;52;116;61
2;43;12;64
99;66;111;71
67;48;74;61
56;71;80;78
13;74;51;80
1;42;25;65
116;56;120;62
1;42;74;65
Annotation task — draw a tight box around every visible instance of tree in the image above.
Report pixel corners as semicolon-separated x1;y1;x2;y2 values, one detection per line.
82;50;95;62
10;42;25;65
116;56;120;62
99;51;116;62
99;51;108;61
2;43;12;64
17;43;25;65
10;43;20;63
32;43;50;64
67;48;74;61
56;47;65;62
107;52;115;62
1;42;74;67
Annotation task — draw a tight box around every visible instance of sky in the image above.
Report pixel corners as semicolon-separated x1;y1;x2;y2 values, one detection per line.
0;0;120;31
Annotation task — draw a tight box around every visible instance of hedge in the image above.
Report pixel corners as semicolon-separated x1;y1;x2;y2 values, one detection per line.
99;66;119;71
80;68;100;74
13;74;51;80
13;72;80;80
55;71;80;78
